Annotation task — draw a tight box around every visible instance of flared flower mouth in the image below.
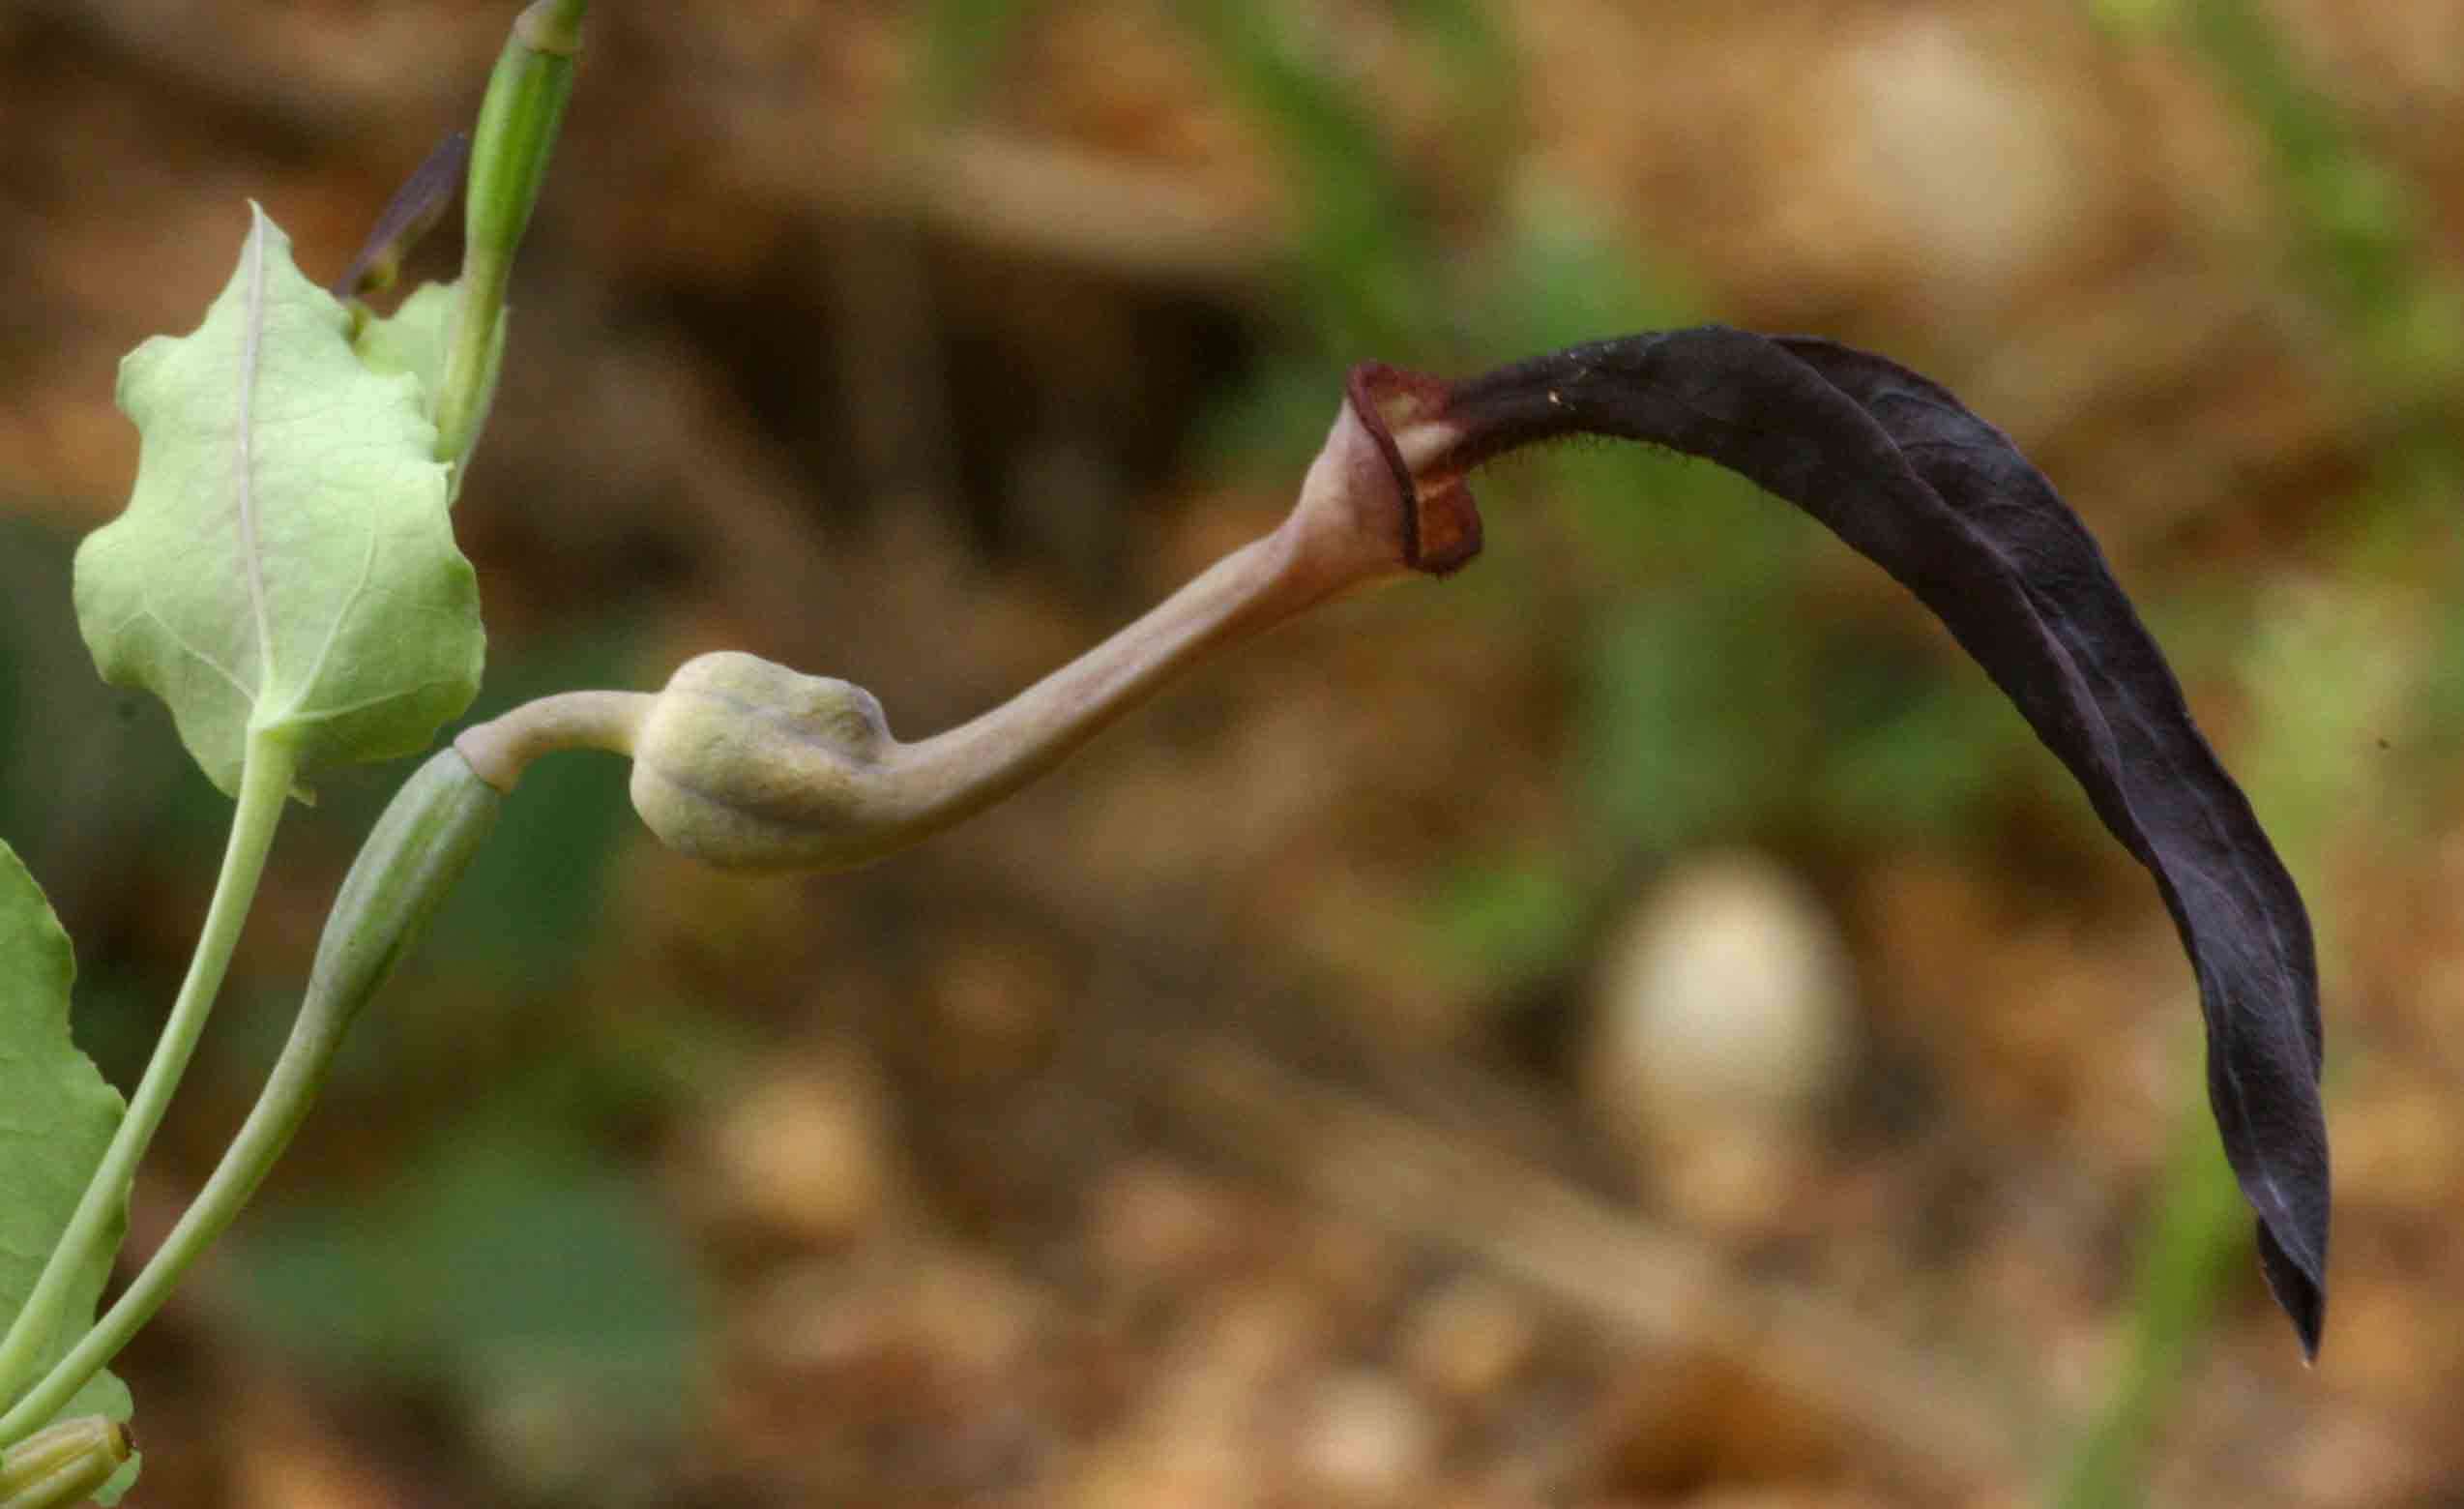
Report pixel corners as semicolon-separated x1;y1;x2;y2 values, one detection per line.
1344;361;1484;577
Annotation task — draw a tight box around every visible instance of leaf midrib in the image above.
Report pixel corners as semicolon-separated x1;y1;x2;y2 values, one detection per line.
235;207;276;702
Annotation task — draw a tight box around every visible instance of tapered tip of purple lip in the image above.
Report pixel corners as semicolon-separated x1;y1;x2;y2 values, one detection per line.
2258;1222;2325;1361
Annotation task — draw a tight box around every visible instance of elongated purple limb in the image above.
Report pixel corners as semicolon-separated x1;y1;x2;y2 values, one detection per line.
1350;328;2329;1355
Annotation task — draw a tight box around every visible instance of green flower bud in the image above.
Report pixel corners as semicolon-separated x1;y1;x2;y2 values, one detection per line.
307;744;502;1035
463;0;582;281
0;1417;132;1509
627;652;905;873
435;0;584;479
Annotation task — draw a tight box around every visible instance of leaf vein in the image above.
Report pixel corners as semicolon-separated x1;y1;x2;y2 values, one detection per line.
236;207;277;691
273;670;470;727
113;608;254;706
270;517;383;725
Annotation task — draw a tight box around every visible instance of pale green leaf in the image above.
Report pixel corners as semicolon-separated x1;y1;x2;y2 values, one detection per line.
354;279;505;502
74;206;484;795
352;279;458;394
0;842;135;1495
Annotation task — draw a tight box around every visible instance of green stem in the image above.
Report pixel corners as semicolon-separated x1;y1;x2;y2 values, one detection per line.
433;0;587;479
0;731;298;1438
432;252;509;480
453;688;649;791
0;749;498;1447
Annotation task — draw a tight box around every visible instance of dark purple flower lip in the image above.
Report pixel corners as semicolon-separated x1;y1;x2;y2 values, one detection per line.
1358;326;2329;1357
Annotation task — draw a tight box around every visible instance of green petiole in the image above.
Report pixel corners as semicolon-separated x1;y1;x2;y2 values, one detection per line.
0;749;498;1445
0;731;299;1438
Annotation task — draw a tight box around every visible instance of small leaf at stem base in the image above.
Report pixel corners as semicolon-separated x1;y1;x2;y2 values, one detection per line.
0;845;135;1495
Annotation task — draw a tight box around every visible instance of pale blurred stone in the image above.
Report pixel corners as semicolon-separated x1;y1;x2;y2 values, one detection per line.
700;1051;893;1247
1072;1284;1326;1509
1289;1370;1441;1509
1069;1439;1259;1509
1293;1215;1402;1321
1584;852;1857;1235
2285;1408;2446;1507
738;1261;894;1380
923;927;1066;1085
906;1252;1046;1384
733;1248;1048;1427
1397;1277;1540;1405
1088;1157;1253;1290
226;1380;407;1509
1827;15;2089;313
1673;1491;1893;1509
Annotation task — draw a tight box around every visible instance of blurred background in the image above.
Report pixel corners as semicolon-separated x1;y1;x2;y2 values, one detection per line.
5;1;2463;1504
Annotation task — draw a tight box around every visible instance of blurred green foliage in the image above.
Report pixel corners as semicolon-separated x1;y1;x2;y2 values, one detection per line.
916;0;1052;121
422;628;643;988
234;1076;700;1502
